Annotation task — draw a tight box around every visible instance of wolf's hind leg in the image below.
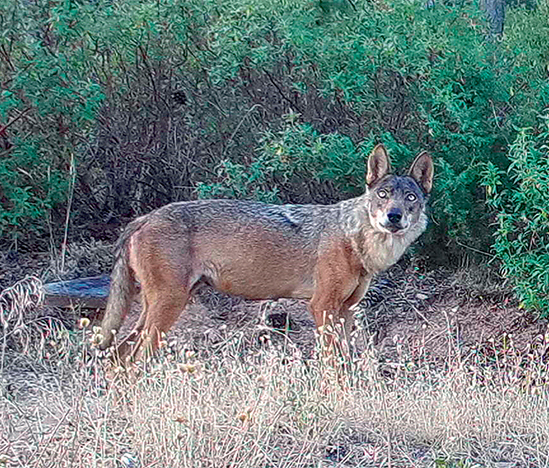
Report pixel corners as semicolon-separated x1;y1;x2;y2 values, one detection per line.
118;251;194;363
131;282;190;360
110;297;148;364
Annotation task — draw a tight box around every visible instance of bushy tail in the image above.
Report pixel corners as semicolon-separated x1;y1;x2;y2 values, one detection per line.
98;215;148;350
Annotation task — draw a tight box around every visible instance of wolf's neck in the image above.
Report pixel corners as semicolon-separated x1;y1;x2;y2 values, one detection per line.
337;195;372;235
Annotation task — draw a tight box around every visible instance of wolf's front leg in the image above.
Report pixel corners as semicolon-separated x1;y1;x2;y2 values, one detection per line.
309;286;358;358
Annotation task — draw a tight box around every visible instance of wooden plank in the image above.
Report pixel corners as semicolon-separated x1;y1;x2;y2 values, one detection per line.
43;275;110;309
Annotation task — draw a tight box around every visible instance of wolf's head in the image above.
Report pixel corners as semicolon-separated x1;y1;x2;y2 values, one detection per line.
366;144;433;236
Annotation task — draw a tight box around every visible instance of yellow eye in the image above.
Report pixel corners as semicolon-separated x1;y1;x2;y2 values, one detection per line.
406;193;417;202
378;190;387;199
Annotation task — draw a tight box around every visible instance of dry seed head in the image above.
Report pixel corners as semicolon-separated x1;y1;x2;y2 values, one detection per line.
173;415;188;424
79;317;90;328
178;363;196;374
237;407;253;423
90;333;104;346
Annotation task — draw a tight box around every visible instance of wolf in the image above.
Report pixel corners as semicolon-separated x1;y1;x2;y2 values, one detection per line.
97;144;433;361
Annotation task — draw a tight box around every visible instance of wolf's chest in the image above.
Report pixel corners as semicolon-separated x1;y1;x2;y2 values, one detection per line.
365;235;410;273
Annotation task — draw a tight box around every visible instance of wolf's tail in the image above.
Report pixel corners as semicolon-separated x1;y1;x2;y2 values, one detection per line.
97;215;149;350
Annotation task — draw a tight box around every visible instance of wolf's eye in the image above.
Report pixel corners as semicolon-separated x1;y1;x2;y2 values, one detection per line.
406;193;417;202
378;190;388;199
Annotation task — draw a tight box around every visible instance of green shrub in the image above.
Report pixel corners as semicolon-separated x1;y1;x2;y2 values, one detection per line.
1;0;549;264
193;0;548;256
0;0;104;243
482;117;549;313
198;114;372;203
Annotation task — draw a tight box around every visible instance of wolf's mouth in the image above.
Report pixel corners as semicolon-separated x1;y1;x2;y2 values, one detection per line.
381;223;409;235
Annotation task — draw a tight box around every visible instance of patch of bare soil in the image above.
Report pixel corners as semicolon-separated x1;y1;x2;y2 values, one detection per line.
0;241;114;290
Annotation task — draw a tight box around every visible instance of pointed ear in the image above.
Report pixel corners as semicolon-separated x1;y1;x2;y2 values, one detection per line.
408;151;434;194
367;144;391;186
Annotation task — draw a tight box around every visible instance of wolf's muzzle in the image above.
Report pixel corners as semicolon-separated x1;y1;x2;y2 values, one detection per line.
387;209;402;225
383;208;407;233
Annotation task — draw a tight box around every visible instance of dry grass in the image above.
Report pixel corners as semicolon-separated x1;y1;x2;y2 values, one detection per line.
1;277;549;468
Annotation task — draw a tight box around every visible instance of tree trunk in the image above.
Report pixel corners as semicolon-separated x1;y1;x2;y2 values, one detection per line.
481;0;506;38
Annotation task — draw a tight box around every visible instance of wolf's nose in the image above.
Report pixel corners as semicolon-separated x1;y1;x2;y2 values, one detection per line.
387;210;402;225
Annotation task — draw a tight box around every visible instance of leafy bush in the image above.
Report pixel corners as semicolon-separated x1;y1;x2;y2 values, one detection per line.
190;0;549;257
482;117;549;313
1;0;548;265
198;114;372;204
0;0;104;244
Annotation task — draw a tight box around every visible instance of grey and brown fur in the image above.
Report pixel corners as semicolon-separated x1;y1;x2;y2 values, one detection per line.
97;144;434;361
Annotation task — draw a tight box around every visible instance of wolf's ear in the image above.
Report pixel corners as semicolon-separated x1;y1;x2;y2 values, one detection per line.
408;151;434;194
367;144;391;186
